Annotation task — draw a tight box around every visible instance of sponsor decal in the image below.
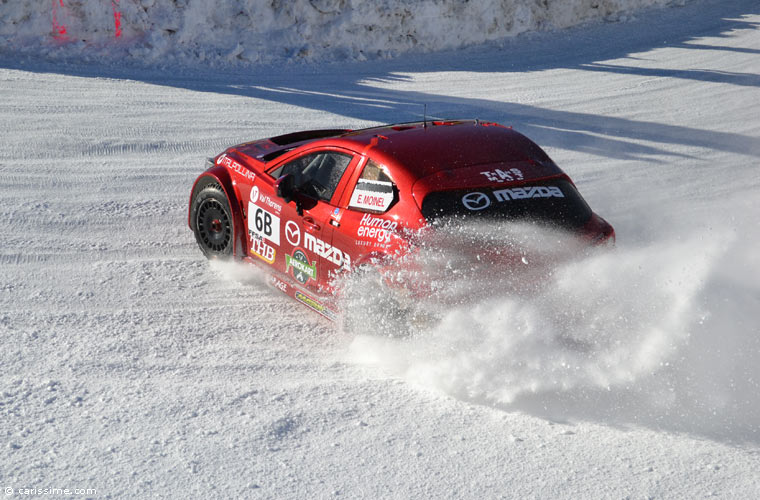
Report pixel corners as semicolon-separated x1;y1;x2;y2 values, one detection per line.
349;179;394;212
248;202;281;245
257;192;282;213
283;219;350;270
303;232;351;270
285;220;301;246
269;275;288;293
493;185;564;201
294;291;337;320
251;185;282;213
249;233;276;264
461;185;564;211
461;192;491;211
286;249;317;284
329;207;343;228
357;213;397;245
216;153;255;182
480;168;524;183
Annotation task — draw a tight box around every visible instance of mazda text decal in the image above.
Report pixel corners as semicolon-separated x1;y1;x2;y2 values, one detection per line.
461;192;491;211
284;219;350;270
304;232;351;270
493;185;564;201
461;186;564;211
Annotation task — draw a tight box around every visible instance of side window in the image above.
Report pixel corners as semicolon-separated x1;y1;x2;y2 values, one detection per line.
348;160;396;213
270;151;353;202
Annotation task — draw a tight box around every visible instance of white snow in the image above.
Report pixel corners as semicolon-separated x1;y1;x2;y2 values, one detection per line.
2;0;760;498
2;0;688;66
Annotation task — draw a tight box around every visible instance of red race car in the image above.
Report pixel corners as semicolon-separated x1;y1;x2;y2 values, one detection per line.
188;120;614;319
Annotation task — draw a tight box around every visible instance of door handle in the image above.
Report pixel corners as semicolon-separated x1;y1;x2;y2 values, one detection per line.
303;216;321;232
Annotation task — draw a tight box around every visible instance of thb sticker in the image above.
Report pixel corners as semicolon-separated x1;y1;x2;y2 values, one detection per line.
349;180;393;212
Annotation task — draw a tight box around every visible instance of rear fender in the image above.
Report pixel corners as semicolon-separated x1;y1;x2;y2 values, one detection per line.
188;166;246;258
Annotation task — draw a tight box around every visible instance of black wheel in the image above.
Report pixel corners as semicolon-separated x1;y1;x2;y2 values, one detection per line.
192;183;233;258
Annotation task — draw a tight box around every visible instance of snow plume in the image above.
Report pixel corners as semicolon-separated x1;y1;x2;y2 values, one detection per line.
343;219;760;440
1;0;689;67
208;258;270;289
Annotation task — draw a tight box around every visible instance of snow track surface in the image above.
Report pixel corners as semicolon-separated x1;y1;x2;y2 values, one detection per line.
2;0;760;498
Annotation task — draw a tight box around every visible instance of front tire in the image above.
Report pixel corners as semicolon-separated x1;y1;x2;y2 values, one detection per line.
191;183;233;258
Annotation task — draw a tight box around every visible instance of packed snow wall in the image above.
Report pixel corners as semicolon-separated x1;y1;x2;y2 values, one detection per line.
1;0;688;66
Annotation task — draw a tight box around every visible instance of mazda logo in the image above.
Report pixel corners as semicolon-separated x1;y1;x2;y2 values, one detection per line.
461;192;491;211
285;220;301;246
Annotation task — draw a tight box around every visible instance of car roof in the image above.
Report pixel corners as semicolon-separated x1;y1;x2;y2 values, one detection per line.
232;120;559;181
328;120;554;178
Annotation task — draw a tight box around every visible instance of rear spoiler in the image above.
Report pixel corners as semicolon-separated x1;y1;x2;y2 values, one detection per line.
234;129;351;163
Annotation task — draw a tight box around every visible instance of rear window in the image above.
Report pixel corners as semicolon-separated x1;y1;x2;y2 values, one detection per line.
421;179;592;229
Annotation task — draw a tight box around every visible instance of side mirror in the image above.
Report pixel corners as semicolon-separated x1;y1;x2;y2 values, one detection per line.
275;174;296;203
275;174;304;216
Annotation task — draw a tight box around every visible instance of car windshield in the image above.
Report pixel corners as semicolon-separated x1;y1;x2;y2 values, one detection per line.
421;178;592;229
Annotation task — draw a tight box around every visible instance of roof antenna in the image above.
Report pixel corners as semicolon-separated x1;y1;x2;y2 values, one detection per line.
423;104;427;129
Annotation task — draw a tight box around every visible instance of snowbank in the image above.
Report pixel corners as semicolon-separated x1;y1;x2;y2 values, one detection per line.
0;0;689;67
